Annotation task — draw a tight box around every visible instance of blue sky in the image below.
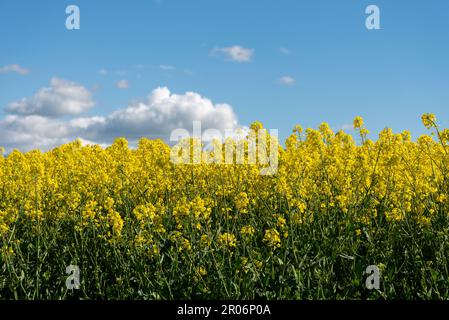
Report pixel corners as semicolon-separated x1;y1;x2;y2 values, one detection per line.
1;0;449;151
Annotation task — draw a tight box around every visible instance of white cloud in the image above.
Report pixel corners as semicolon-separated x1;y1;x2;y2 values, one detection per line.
92;84;101;92
0;64;29;75
159;65;175;71
280;47;292;55
0;86;241;153
340;124;354;131
116;79;129;89
278;76;295;86
211;46;254;62
5;77;94;117
0;115;72;152
98;69;108;75
77;138;109;149
86;87;239;142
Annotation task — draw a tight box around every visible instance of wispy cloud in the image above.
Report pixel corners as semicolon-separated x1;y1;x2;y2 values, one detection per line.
278;76;296;86
279;47;292;55
159;65;175;71
340;124;354;131
116;79;129;89
0;64;30;75
210;46;254;62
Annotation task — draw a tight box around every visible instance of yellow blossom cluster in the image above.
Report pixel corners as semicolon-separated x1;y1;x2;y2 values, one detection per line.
0;114;448;260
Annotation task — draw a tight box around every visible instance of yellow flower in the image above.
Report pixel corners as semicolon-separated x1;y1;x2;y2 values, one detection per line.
179;238;192;252
250;121;263;132
218;233;237;249
0;223;9;235
200;234;212;248
254;260;264;270
263;229;281;250
441;129;449;144
437;194;447;203
276;215;286;229
422;113;436;129
235;192;250;213
196;266;207;277
108;210;124;238
1;246;14;259
240;225;255;239
0;113;448;297
135;234;146;247
353;116;364;129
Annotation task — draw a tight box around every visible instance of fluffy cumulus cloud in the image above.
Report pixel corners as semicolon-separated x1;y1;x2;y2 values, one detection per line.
0;115;71;152
5;77;94;117
0;64;29;75
211;46;254;62
88;87;239;141
0;83;241;153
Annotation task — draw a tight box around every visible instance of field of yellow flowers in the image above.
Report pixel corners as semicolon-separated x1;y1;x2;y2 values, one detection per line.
1;114;449;300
